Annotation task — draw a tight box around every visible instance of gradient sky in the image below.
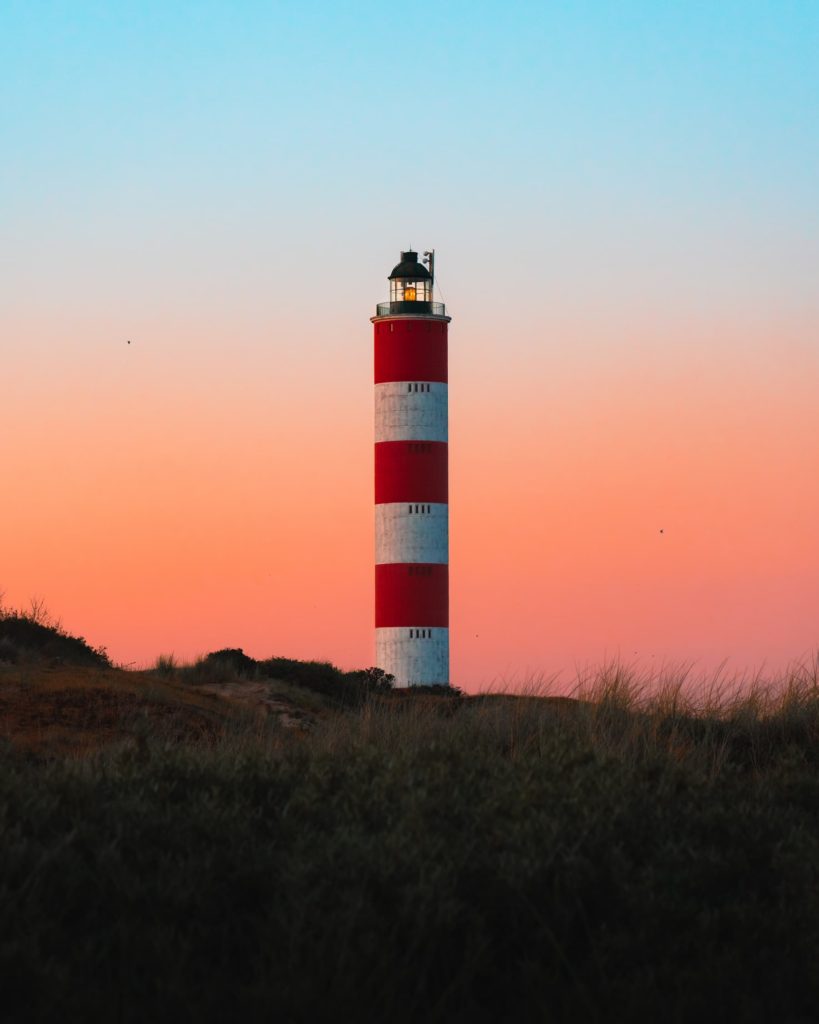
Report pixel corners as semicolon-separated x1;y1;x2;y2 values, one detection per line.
2;1;818;688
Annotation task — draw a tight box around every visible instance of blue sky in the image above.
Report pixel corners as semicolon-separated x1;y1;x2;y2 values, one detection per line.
3;0;817;321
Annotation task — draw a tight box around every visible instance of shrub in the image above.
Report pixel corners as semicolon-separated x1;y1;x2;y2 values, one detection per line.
200;648;258;676
0;608;109;668
257;657;394;706
0;637;18;665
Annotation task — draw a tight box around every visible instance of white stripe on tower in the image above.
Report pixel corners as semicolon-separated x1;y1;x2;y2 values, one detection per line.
375;503;448;564
374;382;448;443
376;627;449;687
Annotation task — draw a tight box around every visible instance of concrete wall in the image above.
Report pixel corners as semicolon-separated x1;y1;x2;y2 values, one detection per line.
374;382;448;443
374;313;450;688
375;502;448;564
376;626;450;687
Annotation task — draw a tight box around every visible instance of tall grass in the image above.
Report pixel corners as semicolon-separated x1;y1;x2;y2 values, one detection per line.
2;663;819;1022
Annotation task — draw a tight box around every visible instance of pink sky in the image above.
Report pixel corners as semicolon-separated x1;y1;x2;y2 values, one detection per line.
3;306;817;691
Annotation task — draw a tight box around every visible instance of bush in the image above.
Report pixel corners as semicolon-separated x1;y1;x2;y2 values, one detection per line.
0;637;18;665
258;657;393;705
200;648;258;676
0;609;109;668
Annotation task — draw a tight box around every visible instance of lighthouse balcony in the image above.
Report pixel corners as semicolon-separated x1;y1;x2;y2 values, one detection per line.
376;301;447;317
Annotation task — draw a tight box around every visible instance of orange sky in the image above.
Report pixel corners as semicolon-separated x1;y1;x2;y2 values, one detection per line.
3;308;817;690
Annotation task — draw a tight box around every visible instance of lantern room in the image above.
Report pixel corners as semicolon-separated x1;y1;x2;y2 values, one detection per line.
388;250;433;305
374;248;447;317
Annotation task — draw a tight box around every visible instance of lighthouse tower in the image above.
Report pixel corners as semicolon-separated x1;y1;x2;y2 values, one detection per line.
372;249;451;687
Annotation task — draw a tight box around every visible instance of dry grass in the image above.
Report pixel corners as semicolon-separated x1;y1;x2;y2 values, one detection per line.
3;649;819;1021
0;663;240;757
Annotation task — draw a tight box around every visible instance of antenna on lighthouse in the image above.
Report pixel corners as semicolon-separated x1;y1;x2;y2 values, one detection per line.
423;249;435;287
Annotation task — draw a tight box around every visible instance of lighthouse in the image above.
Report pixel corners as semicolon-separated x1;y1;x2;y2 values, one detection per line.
372;249;451;687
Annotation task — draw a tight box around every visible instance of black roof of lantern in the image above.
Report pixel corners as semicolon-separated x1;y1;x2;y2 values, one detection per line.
388;250;432;280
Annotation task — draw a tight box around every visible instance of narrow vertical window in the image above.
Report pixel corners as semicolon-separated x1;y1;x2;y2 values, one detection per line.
409;629;413;638
408;505;412;514
407;383;412;393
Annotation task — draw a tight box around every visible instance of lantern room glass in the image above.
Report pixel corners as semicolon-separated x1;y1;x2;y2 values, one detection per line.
390;278;432;303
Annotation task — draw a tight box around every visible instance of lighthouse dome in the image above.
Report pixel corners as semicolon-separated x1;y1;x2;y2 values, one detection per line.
389;251;432;280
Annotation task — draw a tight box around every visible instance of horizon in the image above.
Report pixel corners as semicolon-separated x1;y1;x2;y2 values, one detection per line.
3;2;818;691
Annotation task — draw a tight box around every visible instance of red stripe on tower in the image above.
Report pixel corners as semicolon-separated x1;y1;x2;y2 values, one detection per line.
371;249;451;688
375;564;449;627
374;320;448;383
374;442;448;504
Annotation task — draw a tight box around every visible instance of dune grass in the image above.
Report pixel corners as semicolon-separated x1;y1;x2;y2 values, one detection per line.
2;661;819;1022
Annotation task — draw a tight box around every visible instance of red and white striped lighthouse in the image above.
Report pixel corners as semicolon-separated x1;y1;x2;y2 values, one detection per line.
372;249;450;688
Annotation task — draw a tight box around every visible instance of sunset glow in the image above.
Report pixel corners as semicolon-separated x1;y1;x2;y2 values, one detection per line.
3;2;818;688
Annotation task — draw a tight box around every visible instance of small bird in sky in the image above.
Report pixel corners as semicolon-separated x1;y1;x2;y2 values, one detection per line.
659;528;664;534
127;340;131;345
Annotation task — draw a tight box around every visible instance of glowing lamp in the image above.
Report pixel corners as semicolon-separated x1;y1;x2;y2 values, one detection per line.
386;249;433;309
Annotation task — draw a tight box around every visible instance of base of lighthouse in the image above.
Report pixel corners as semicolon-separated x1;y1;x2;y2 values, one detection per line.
376;627;449;688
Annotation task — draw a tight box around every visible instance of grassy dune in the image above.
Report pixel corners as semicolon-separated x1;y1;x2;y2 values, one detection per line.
1;612;819;1021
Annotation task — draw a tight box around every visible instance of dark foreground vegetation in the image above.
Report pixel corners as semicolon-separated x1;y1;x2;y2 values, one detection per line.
0;602;110;668
1;610;819;1022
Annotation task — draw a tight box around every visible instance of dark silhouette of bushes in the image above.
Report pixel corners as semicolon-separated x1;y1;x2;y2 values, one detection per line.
200;648;258;676
0;611;109;668
179;649;395;705
257;657;394;706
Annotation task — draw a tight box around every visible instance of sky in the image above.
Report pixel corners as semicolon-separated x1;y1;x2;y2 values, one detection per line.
2;1;818;689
